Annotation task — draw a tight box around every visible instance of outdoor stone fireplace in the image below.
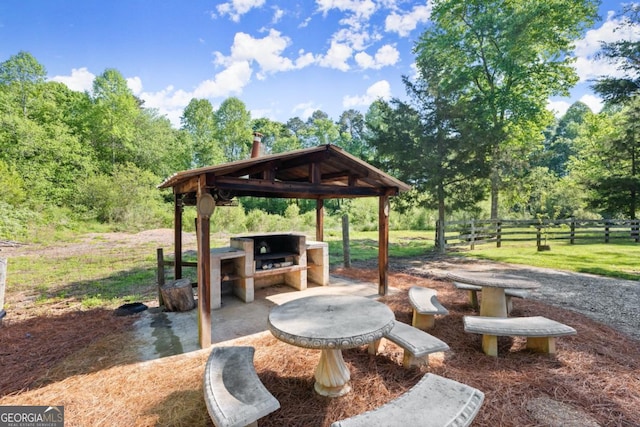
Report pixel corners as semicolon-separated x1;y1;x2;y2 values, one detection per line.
208;233;328;309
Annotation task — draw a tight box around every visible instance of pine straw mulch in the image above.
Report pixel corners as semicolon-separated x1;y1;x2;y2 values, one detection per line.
1;268;639;426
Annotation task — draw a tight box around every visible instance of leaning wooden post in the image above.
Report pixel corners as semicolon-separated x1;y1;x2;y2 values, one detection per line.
156;248;165;306
378;196;390;296
342;214;351;268
196;178;216;349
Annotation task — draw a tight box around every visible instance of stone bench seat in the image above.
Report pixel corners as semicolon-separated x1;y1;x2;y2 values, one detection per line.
369;320;450;368
204;346;280;427
463;316;577;357
453;281;530;313
330;373;484;427
408;286;449;330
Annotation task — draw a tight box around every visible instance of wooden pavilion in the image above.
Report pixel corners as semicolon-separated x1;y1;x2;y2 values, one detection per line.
158;138;411;347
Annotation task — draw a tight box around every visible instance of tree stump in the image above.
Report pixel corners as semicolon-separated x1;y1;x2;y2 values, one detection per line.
161;278;196;312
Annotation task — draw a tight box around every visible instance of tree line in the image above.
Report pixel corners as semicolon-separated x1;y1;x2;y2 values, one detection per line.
1;0;638;242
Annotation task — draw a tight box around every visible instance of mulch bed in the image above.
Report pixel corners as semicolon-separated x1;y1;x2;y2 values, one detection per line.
1;268;639;426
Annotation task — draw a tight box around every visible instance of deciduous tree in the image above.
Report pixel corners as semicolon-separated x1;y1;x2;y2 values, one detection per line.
415;0;598;219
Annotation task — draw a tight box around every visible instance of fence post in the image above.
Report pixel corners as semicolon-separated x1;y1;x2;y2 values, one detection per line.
496;221;502;248
536;226;542;248
631;219;639;243
470;219;476;250
342;214;351;268
605;220;610;243
570;218;575;244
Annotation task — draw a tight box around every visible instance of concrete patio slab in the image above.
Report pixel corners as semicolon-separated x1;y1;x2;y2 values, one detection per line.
133;275;397;361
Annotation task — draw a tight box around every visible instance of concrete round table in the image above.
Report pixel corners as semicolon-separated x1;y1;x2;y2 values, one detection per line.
447;271;539;317
268;294;395;397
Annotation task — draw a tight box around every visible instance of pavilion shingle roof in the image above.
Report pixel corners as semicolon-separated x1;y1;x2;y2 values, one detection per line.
158;144;410;201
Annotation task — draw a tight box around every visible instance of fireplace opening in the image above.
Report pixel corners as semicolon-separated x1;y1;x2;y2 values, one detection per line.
252;234;301;270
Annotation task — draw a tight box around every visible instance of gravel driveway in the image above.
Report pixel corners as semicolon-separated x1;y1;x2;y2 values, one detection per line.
389;256;640;342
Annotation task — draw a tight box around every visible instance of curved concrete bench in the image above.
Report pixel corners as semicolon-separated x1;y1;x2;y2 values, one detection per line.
368;320;450;368
463;316;577;357
454;281;529;313
408;286;449;330
204;346;280;427
331;373;484;427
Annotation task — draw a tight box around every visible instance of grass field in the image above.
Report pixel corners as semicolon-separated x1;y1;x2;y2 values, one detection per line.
4;228;639;311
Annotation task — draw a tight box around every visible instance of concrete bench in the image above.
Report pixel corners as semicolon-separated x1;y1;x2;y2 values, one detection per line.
454;281;530;313
331;373;484;427
463;316;577;357
368;320;450;368
203;346;280;427
408;286;449;330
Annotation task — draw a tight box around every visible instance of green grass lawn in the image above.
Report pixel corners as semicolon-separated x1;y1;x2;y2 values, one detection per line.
324;230;435;264
459;239;640;281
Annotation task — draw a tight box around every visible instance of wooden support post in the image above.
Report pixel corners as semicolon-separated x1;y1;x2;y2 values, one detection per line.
174;195;183;280
316;199;324;242
496;221;502;248
378;196;389;296
342;214;351;268
196;178;215;349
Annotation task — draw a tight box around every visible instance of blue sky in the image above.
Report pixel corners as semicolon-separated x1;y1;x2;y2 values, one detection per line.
1;0;638;127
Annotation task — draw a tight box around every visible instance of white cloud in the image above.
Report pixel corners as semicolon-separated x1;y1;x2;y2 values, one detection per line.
318;41;353;71
215;30;314;80
126;76;143;95
579;93;603;113
194;61;253;98
216;0;266;22
385;4;432;37
547;99;571;117
343;80;391;108
331;27;377;51
355;44;399;69
229;30;294;78
547;93;603;118
573;11;640;82
292;101;320;119
316;0;377;20
50;67;95;92
272;6;284;23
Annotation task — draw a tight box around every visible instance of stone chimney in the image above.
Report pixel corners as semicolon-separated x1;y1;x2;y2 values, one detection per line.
251;131;264;158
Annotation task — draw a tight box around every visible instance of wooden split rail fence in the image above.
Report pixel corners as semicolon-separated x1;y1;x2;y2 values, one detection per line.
437;218;640;250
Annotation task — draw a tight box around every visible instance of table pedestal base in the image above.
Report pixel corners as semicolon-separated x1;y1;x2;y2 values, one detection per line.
480;287;507;317
314;349;351;397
